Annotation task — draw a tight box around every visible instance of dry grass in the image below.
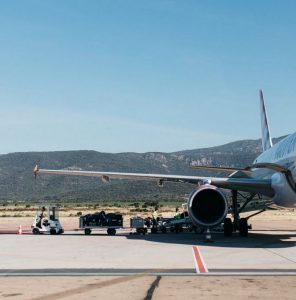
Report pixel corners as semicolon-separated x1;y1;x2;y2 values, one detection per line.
0;203;178;219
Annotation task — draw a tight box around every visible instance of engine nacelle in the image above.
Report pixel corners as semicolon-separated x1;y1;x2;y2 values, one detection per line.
187;184;228;227
271;173;296;207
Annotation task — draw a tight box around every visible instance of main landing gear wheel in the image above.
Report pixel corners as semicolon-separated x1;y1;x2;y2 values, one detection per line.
239;218;248;237
224;218;233;237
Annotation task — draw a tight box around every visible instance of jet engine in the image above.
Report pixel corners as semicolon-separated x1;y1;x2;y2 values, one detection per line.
187;184;228;227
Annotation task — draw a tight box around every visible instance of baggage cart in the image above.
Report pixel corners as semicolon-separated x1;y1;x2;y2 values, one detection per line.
79;211;123;235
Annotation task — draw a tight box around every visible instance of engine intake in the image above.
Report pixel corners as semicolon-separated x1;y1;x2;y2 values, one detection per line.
188;185;228;227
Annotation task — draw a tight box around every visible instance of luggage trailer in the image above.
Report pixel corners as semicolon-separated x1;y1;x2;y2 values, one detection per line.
80;225;122;235
77;209;204;236
79;215;149;235
79;211;124;235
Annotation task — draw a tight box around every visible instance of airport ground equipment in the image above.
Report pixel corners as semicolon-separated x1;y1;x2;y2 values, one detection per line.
130;216;160;234
157;203;204;234
130;217;148;234
79;211;123;235
223;190;259;237
158;212;201;234
32;206;64;235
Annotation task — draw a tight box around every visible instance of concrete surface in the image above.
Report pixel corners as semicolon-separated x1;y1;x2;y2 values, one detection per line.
0;216;296;299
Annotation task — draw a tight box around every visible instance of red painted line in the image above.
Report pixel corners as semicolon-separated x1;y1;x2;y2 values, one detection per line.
192;246;208;273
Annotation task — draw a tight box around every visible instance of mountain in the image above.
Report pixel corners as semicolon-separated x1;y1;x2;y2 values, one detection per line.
0;136;285;202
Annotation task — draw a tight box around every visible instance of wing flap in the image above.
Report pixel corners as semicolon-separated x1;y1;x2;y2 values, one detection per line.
191;165;253;179
192;165;251;175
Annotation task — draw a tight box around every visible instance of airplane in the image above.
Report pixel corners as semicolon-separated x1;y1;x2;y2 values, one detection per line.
34;90;296;237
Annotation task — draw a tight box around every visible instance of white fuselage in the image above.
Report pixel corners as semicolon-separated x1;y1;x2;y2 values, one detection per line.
253;132;296;207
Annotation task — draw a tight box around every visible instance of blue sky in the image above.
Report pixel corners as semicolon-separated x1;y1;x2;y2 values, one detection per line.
0;0;295;154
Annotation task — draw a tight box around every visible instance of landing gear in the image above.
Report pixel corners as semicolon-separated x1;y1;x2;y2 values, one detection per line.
224;218;233;237
231;190;239;231
223;190;258;237
239;218;248;237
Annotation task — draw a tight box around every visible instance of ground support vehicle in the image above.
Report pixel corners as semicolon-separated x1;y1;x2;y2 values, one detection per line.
158;211;204;234
79;211;123;235
32;206;64;235
161;215;226;234
130;217;148;234
158;216;195;233
155;203;202;234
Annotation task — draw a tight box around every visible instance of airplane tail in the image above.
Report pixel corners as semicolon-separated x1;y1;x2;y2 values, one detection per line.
259;90;273;152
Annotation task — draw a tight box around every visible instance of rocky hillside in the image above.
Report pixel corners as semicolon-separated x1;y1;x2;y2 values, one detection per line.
0;136;285;202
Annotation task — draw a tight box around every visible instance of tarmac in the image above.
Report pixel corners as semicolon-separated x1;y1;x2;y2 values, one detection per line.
0;217;296;299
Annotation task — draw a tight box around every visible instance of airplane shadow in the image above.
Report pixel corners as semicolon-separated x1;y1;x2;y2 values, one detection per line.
45;229;296;249
123;230;296;249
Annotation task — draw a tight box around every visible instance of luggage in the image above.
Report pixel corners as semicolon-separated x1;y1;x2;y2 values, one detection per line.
80;211;123;227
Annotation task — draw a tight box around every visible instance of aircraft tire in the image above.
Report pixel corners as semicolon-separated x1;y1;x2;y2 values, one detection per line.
239;218;248;237
224;218;233;237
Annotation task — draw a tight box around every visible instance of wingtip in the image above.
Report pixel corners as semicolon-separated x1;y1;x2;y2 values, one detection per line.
33;164;39;178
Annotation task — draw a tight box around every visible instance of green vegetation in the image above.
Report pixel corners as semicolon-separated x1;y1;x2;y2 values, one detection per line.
0;136;285;203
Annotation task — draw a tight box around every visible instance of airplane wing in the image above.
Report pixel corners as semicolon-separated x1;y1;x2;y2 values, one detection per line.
191;166;247;173
35;166;274;197
191;165;252;175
